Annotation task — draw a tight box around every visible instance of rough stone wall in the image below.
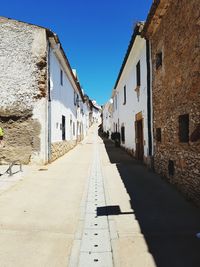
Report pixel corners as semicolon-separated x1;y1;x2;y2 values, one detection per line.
151;0;200;205
51;140;77;162
0;18;48;164
0;116;41;164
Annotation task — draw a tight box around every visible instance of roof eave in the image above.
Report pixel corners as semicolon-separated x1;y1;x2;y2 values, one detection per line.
47;32;85;103
114;22;144;90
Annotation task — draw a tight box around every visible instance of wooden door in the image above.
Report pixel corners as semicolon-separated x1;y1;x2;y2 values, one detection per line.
135;119;144;161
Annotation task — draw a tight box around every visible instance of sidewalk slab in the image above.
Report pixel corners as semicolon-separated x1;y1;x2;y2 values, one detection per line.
79;252;113;267
100;137;200;267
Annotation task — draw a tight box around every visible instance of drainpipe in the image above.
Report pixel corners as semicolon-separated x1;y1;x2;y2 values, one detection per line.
146;39;153;158
47;41;52;162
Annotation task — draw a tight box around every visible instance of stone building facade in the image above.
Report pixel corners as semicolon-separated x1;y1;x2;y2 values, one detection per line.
0;17;87;164
0;17;48;164
143;0;200;205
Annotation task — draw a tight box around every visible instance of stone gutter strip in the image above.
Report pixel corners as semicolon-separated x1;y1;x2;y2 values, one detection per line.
69;134;113;266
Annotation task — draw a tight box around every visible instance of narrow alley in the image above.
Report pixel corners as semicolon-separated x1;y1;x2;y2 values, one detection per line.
0;125;199;267
0;1;199;266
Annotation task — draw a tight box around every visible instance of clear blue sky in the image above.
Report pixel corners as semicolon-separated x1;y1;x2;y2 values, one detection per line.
1;0;152;105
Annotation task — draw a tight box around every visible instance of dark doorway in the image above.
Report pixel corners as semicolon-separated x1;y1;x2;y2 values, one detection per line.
62;115;66;140
135;118;144;161
121;126;125;143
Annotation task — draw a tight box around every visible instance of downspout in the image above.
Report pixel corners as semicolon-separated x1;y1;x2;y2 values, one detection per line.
146;39;153;159
47;41;52;162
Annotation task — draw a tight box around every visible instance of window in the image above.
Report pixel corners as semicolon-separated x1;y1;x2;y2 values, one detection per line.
60;69;63;85
77;95;80;107
179;114;189;143
123;85;126;105
62;115;66;140
156;128;161;142
168;160;174;176
136;61;141;87
156;52;162;69
121;126;125;143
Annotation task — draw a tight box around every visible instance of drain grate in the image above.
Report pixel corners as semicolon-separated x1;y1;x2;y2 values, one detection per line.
78;146;113;267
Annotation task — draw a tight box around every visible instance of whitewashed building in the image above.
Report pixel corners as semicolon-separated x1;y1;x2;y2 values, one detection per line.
111;22;153;164
102;100;112;137
82;101;90;138
0;17;90;164
91;101;102;124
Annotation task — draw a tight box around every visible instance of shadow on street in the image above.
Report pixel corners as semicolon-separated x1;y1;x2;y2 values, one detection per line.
102;137;200;267
97;205;133;216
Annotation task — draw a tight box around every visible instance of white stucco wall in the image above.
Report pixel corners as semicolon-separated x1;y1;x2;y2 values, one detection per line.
112;36;150;157
82;102;90;137
103;102;112;133
92;108;102;124
50;47;78;142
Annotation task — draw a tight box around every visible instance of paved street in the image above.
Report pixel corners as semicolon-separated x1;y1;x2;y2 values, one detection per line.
0;125;200;266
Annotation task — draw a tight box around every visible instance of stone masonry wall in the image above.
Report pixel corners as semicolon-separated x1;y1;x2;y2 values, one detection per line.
51;140;77;162
0;18;48;164
151;0;200;205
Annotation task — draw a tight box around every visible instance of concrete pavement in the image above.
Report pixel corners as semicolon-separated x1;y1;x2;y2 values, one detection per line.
0;125;200;267
0;128;93;266
100;137;200;267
